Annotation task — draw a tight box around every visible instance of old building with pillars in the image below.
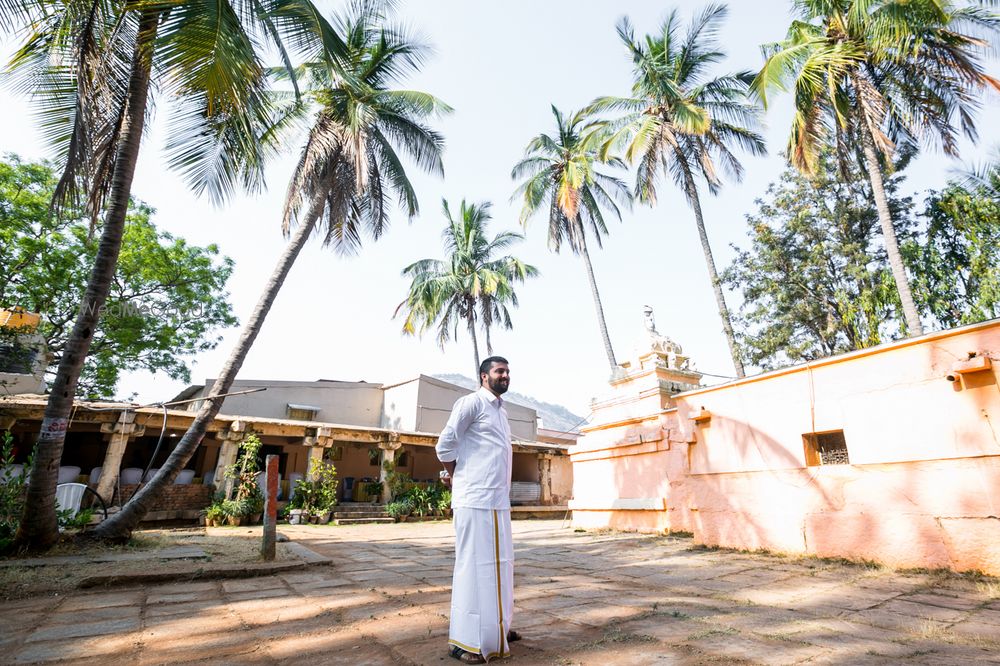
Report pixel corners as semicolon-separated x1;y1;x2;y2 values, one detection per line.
0;375;573;521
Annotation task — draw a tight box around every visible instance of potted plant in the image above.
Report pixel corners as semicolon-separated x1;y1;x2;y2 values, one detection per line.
203;500;226;527
407;485;433;518
287;477;308;524
438;490;452;518
387;497;414;523
313;459;339;522
245;491;264;525
364;480;383;504
289;458;338;524
224;433;263;523
221;498;246;526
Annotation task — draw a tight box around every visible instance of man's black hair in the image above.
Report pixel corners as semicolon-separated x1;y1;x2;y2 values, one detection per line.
479;356;508;378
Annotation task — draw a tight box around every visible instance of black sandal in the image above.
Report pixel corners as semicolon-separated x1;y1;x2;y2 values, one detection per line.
506;630;522;642
449;646;486;664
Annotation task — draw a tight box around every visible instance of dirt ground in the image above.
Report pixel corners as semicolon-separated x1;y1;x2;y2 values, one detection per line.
0;526;299;600
2;520;999;665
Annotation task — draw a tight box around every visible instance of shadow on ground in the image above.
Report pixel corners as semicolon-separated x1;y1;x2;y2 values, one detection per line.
2;520;998;665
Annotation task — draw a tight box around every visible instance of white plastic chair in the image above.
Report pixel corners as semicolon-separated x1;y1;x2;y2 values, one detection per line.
89;466;103;485
55;482;87;519
120;467;143;485
286;472;304;502
256;470;283;500
57;466;82;484
174;469;195;485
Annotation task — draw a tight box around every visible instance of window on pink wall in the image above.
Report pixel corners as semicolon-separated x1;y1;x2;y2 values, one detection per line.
803;430;850;466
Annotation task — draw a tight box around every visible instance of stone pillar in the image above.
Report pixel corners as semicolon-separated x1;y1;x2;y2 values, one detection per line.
96;411;145;503
301;427;334;499
214;439;239;498
378;435;401;503
306;446;325;479
261;455;279;560
214;421;250;499
538;454;553;505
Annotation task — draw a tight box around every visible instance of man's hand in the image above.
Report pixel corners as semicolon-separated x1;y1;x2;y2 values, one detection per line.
440;461;456;488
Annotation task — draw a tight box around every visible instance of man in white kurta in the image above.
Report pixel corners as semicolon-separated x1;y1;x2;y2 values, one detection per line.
437;356;515;663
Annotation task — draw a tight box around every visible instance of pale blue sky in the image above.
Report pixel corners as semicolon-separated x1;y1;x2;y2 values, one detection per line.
2;0;997;417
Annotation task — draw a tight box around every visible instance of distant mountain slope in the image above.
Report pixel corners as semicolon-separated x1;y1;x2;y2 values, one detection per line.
433;373;586;432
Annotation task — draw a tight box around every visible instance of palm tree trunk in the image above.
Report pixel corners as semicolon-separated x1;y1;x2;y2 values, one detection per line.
91;197;323;542
857;122;924;336
13;11;158;552
674;151;744;378
578;234;617;372
468;310;481;381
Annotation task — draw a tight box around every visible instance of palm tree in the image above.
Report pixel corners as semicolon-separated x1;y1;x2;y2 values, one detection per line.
511;106;631;373
91;0;448;542
4;0;343;551
396;199;538;376
753;0;1000;336
588;6;766;378
958;146;1000;199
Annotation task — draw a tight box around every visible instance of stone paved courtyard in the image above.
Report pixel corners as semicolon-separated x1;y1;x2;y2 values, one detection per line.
2;520;999;665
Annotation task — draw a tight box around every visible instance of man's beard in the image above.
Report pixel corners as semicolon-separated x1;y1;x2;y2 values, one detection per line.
488;376;509;395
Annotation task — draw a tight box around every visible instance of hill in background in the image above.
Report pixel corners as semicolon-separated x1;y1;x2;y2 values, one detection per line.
433;374;586;432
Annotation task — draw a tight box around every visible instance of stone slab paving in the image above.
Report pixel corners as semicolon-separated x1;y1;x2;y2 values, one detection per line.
2;520;999;665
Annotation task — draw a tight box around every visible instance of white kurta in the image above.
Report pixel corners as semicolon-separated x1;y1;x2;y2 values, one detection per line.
436;387;515;659
448;507;513;660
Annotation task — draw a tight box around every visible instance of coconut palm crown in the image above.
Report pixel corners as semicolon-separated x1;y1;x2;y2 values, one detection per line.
396;199;538;374
511;105;632;371
588;5;766;377
752;0;1000;335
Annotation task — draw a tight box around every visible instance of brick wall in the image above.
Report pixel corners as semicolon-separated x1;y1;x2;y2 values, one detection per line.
118;484;213;511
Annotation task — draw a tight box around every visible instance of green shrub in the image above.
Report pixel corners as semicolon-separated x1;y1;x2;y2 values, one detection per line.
57;507;94;530
0;430;33;552
382;459;412;501
437;489;452;514
226;433;262;503
221;498;248;518
386;497;414;519
290;458;338;517
363;480;383;499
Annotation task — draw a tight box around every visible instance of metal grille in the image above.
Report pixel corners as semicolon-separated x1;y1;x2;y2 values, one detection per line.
815;431;850;465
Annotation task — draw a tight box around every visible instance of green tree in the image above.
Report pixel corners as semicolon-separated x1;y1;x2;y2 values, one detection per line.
590;6;766;378
913;182;1000;327
511;106;631;372
0;156;237;397
396;199;538;375
4;0;345;551
92;0;448;541
753;0;1000;337
723;150;914;370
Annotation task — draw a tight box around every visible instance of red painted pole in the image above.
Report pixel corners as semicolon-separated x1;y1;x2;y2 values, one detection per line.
261;454;278;560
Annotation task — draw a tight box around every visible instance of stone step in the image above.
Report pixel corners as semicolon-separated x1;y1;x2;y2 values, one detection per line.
333;517;395;526
336;503;385;512
332;512;389;519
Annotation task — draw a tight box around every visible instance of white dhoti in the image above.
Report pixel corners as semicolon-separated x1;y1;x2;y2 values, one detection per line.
448;507;514;661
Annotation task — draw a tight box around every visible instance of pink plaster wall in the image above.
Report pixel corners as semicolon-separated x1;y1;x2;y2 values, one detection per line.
571;320;1000;575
